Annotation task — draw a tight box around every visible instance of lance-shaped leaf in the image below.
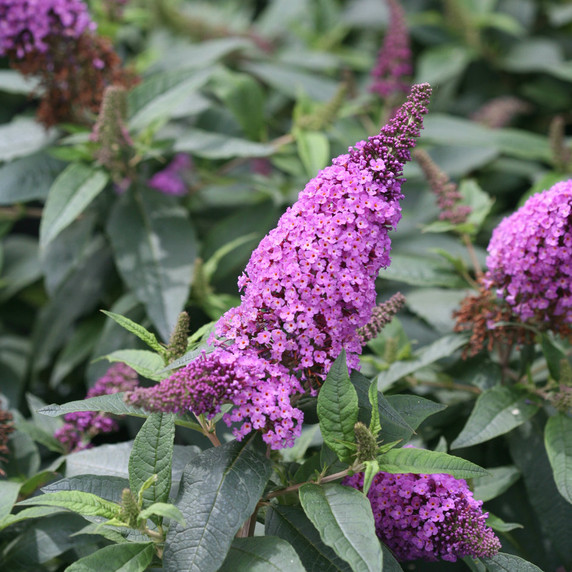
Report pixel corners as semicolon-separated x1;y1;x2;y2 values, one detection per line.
317;351;358;463
544;413;572;504
65;542;155;572
451;386;539;449
265;504;352;571
482;553;544;571
103;349;166;381
219;537;305;572
377;448;488;479
42;475;130;504
101;310;167;357
129;413;175;510
17;490;121;519
139;502;185;525
299;484;382;572
376;334;467;391
163;438;272;572
471;466;521;502
107;187;197;342
0;506;66;531
40;163;109;248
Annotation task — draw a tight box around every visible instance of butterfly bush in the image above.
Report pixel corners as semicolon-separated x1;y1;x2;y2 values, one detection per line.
343;470;501;562
370;0;412;99
55;363;138;452
483;180;572;329
127;83;432;449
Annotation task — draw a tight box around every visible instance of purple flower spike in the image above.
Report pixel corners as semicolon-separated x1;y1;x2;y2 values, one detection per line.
483;180;572;329
343;470;501;562
128;83;432;449
370;0;413;100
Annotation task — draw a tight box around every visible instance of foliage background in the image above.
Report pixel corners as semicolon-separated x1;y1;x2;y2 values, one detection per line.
0;0;571;570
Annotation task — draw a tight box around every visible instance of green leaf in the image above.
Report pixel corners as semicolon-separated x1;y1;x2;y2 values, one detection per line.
296;130;330;178
376;334;467;391
539;333;567;380
107;187;197;342
362;459;380;497
380;544;403;571
163;437;272;572
0;152;64;205
17;490;121;519
265;504;352;571
317;351;359;463
0;505;66;531
139;502;185;525
211;70;266;141
174;128;276;159
545;413;572;504
129;413;175;510
482;553;544;571
0;117;56;161
460;179;494;234
128;68;213;131
451;386;539;449
65;542;155;572
486;513;523;532
382;253;466;288
509;420;572;565
32;234;111;372
472;466;521;502
39;392;144;418
243;61;338;101
0;480;22;519
377;448;489;479
415;45;474;85
299;483;382;572
367;381;381;437
101;311;167;357
219;537;305;572
40;164;109;249
42;475;130;504
103;349;166;381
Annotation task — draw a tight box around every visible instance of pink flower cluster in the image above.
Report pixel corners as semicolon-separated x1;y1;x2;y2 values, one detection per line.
54;363;138;452
343;471;500;562
127;83;431;449
370;0;412;99
483;180;572;326
0;0;95;58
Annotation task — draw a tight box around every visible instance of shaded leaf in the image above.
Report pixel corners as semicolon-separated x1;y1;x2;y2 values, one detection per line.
107;187;197;342
39;164;109;248
482;552;544;571
163;437;272;572
219;537;305;572
299;484;382;572
544;413;572;504
174;127;275;159
472;466;521;502
265;504;352;572
65;542;155;572
451;386;539;449
0;118;56;161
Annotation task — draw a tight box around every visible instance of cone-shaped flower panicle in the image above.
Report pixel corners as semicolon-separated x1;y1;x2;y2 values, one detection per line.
370;0;412;99
483;180;572;331
127;83;432;449
343;470;501;562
